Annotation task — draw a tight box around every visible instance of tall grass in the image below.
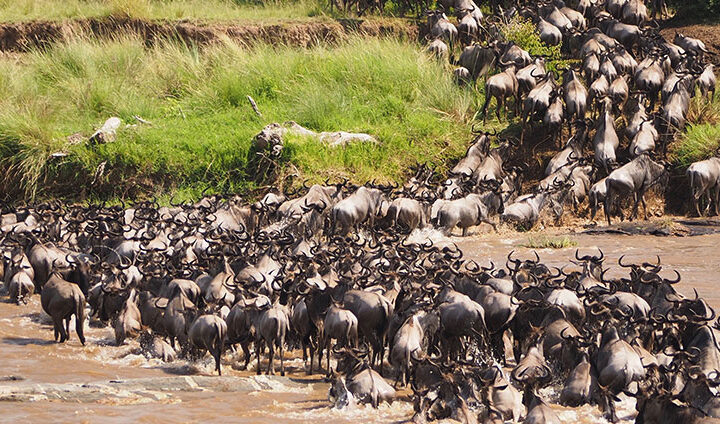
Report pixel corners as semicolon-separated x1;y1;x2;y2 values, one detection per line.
0;35;477;200
0;0;328;22
669;94;720;167
671;123;720;167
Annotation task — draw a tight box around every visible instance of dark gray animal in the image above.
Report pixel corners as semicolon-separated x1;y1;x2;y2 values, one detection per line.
604;154;667;225
40;270;86;344
189;314;227;375
687;157;720;216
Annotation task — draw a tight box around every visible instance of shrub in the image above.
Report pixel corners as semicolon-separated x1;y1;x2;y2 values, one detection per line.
499;17;571;75
521;235;577;249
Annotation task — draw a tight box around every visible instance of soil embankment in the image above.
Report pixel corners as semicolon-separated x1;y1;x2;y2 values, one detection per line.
0;16;422;51
660;22;720;64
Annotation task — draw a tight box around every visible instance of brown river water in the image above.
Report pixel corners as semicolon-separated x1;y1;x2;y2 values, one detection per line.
1;228;719;423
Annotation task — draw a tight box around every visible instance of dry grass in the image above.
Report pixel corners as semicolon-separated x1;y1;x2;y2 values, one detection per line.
0;0;328;22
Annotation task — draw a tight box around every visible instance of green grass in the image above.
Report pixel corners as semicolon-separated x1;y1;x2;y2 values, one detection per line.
669;94;720;167
0;0;329;22
671;123;720;167
521;235;577;249
0;35;478;201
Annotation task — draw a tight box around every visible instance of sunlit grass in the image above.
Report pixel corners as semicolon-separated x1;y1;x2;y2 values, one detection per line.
0;35;479;200
521;235;578;249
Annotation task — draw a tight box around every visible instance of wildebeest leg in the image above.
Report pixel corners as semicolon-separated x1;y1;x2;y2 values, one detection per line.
693;188;702;216
52;317;61;342
496;96;503;121
640;191;649;220
76;316;85;346
712;185;720;216
702;190;711;216
65;318;71;342
308;340;315;375
379;335;386;376
317;336;324;373
326;339;332;377
301;339;307;367
482;94;492;123
631;191;640;220
213;346;222;376
393;366;402;388
256;340;263;375
58;317;69;343
267;342;275;375
239;340;250;370
604;190;613;226
462;226;468;236
481;217;498;232
279;340;285;377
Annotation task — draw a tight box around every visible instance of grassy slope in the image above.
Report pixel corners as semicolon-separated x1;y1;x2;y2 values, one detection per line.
0;36;478;201
0;0;328;22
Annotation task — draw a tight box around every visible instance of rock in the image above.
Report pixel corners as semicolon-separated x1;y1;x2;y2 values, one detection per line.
252;121;378;155
118;376;201;392
67;132;84;145
89;117;122;144
317;130;377;147
252;122;286;156
192;376;262;392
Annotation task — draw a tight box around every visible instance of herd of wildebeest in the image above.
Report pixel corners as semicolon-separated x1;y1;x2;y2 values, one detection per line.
2;0;720;423
421;0;720;223
0;185;719;423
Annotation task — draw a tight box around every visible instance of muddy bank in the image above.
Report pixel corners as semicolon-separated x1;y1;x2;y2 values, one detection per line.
0;375;307;403
0;16;421;51
580;216;720;236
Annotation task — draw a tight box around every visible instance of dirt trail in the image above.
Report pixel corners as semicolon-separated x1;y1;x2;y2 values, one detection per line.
660;20;720;64
0;16;422;51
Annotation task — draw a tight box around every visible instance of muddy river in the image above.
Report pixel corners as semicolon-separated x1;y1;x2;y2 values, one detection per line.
1;230;719;423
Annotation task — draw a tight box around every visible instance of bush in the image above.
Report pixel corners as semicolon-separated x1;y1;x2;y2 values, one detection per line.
499;17;571;75
670;123;720;167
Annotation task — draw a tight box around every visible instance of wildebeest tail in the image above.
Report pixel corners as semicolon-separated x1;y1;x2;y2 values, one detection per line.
75;292;86;345
213;320;225;353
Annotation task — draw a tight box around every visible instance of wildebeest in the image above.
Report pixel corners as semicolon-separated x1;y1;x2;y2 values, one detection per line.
40;267;86;344
687;157;720;216
604;153;668;224
482;64;519;122
321;302;358;375
329;346;396;407
331;186;388;235
434;188;504;235
455;43;497;79
189;314;227;375
426;9;458;46
247;295;290;376
386;197;427;233
114;288;142;345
